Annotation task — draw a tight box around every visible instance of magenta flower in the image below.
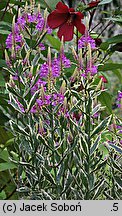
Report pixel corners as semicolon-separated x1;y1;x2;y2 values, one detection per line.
78;35;96;49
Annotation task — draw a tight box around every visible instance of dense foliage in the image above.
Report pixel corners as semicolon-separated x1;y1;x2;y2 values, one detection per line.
0;0;122;200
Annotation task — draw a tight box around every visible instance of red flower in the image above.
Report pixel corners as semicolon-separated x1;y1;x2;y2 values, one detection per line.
47;2;85;41
88;0;100;8
99;75;108;83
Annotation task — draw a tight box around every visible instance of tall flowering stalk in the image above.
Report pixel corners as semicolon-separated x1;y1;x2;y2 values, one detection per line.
4;1;122;200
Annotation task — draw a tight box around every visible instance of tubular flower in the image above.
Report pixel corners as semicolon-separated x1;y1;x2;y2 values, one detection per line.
47;2;85;41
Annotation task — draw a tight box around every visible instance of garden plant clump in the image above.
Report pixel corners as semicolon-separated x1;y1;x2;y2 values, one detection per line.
0;0;122;200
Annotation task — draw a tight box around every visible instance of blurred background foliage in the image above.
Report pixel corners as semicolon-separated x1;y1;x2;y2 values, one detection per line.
0;0;122;199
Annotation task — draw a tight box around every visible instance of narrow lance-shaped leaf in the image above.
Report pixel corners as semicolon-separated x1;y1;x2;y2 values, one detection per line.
10;120;29;136
46;35;61;51
61;173;73;195
27;90;40;113
80;134;89;155
23;73;40;98
98;63;122;71
99;0;112;5
9;94;24;114
42;166;56;185
114;176;122;188
110;157;122;173
98;92;112;114
106;34;122;44
109;143;122;154
90;135;101;155
92;180;105;200
91;115;112;138
43;0;60;11
0;162;17;172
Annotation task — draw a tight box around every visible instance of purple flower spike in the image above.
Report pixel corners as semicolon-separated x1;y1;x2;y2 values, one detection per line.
78;35;96;49
52;58;60;77
117;91;122;108
86;65;98;76
40;63;49;78
38;43;45;50
36;18;45;31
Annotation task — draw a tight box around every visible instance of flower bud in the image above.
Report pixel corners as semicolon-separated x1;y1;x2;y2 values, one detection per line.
79;48;83;69
44;8;48;20
70;67;79;82
39;118;44;135
5;49;11;67
9;75;15;87
60;80;66;94
37;4;41;14
63;97;67;112
40;84;45;100
12;16;16;35
72;46;78;61
47;46;51;72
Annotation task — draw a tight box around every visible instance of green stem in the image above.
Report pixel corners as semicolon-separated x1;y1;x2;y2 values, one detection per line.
84;86;92;199
76;29;79;55
50;105;57;196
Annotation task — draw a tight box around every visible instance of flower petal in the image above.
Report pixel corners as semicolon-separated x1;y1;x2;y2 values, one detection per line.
69;8;75;12
56;2;69;13
74;15;85;35
47;11;68;29
58;22;74;41
75;12;84;19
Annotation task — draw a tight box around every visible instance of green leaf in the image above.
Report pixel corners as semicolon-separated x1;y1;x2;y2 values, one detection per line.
109;144;122;154
0;59;7;67
107;17;122;24
98;92;112;114
0;148;10;162
5;138;15;147
9;0;25;6
110;158;122;173
27;90;40;112
0;12;13;23
43;0;59;11
41;189;52;200
20;136;33;154
100;42;109;50
46;35;61;50
0;73;5;87
10;120;29;136
92;181;105;199
110;43;122;53
106;34;122;44
80;134;89;155
92;159;108;172
25;167;38;182
0;191;6;200
0;29;10;35
99;0;113;5
0;162;17;171
98;63;122;71
42;166;56;185
80;170;89;189
62;173;73;195
9;94;24;114
0;127;11;144
91;115;112;138
114;176;122;188
90;135;101;155
111;70;122;83
0;1;8;10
